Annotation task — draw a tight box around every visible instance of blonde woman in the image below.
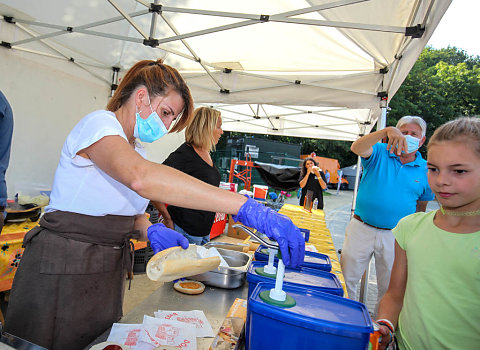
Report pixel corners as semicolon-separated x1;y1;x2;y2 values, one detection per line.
154;107;223;245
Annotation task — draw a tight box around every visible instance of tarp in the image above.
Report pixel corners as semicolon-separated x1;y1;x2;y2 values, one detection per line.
0;0;451;195
254;161;301;192
341;163;362;190
341;164;362;177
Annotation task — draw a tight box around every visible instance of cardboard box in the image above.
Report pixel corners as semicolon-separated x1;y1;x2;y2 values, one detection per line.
226;215;252;240
210;298;247;350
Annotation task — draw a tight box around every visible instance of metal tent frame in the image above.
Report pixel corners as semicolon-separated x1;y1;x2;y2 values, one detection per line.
0;0;451;141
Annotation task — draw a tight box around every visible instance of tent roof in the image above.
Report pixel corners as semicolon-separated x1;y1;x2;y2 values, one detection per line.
0;0;451;141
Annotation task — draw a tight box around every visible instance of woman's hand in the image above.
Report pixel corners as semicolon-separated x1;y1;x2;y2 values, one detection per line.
147;223;189;254
133;214;152;241
233;198;305;267
162;216;175;230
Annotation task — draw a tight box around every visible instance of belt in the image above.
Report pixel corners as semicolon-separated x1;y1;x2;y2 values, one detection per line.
353;214;392;230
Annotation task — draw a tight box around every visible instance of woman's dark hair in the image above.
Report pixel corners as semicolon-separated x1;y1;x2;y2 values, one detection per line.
300;157;317;178
107;59;194;132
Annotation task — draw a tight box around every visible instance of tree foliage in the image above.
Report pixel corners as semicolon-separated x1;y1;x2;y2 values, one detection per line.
218;46;480;167
388;46;480;140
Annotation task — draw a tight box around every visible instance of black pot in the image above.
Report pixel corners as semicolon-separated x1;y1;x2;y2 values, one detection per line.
5;203;42;223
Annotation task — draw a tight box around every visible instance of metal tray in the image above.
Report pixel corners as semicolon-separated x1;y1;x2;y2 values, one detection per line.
191;247;252;289
0;331;47;350
204;241;249;252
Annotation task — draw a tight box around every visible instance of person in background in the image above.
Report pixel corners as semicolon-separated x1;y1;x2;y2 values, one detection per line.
153;107;223;245
324;169;331;185
0;91;13;234
340;116;434;313
4;59;304;350
376;117;480;350
299;157;327;209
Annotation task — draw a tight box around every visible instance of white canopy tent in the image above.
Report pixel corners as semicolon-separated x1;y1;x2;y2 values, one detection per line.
0;0;450;195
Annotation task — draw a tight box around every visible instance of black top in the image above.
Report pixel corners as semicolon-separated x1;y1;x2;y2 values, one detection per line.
299;171;327;208
163;143;221;237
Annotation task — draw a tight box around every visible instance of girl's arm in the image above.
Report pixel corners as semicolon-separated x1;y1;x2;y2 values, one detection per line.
376;241;408;349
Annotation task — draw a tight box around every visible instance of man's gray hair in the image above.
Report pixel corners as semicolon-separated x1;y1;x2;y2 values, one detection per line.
396;116;427;136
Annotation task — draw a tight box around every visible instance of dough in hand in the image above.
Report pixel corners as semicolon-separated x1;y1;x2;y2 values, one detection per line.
146;245;220;282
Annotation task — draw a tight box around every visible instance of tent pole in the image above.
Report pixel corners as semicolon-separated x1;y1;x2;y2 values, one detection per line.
359;101;388;305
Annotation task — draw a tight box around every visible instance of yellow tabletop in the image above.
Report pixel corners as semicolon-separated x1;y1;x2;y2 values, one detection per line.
0;220;40;291
0;219;147;292
279;204;347;296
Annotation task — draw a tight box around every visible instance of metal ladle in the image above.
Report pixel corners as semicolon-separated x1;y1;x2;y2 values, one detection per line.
232;224;287;302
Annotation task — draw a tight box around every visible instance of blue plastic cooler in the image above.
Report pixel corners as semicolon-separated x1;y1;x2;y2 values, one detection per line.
247;261;343;298
254;244;332;272
246;282;373;350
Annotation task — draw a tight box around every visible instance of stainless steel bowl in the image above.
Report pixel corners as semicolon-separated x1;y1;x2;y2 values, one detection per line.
191;247;252;289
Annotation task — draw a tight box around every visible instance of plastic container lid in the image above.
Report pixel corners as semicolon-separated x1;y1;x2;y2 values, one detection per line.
254;245;332;272
247;261;342;296
299;228;310;242
249;281;373;335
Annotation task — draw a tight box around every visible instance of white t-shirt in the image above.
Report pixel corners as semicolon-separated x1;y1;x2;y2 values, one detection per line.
45;110;149;216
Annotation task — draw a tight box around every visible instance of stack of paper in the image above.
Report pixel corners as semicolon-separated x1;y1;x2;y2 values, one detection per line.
107;310;214;350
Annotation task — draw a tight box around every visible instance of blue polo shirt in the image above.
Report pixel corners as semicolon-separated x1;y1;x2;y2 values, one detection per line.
355;143;434;229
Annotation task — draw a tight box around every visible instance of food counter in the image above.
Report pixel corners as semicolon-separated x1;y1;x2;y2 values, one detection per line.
87;204;350;349
86;281;248;349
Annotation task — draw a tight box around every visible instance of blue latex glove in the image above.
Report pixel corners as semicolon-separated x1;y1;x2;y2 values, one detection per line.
233;198;305;267
147;223;189;254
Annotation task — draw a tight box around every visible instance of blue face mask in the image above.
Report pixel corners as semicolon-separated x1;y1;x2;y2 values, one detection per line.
134;98;168;143
405;134;420;153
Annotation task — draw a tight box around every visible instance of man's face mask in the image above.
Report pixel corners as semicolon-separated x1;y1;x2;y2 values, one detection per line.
134;96;168;143
405;134;421;153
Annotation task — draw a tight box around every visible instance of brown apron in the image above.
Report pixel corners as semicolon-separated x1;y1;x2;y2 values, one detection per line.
4;211;137;350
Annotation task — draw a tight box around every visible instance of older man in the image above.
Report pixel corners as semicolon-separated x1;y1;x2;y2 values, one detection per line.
340;116;434;311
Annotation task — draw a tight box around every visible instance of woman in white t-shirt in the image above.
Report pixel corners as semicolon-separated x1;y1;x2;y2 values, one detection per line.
4;59;305;350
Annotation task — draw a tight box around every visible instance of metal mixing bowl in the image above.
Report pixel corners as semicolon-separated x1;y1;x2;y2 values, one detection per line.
191;247;252;289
